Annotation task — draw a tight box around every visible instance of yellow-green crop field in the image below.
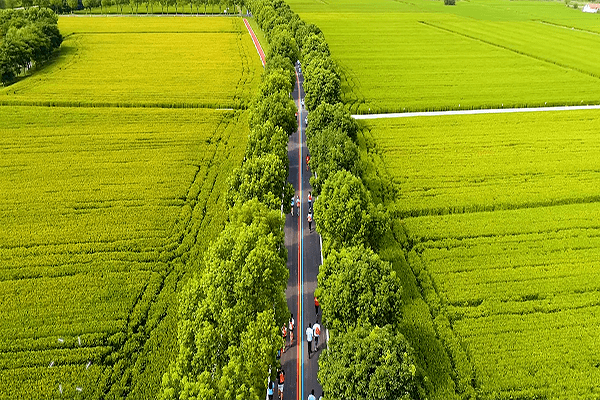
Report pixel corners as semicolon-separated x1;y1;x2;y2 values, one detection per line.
362;109;600;399
0;105;248;399
0;14;261;400
286;0;600;113
0;17;262;108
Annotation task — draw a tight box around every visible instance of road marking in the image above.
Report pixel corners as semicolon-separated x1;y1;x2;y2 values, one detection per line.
295;67;303;400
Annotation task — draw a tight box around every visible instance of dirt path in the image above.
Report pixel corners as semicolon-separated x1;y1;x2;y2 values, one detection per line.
353;104;600;119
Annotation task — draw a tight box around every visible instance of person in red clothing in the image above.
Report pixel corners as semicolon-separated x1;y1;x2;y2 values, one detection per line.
281;324;287;352
278;369;285;400
314;294;319;316
306;154;310;171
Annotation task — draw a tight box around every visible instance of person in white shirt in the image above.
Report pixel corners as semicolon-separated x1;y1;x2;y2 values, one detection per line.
306;323;313;358
313;320;321;350
308;389;316;400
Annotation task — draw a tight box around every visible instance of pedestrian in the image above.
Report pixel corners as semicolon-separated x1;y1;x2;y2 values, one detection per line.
281;324;287;352
308;192;312;207
319;392;324;400
289;314;295;346
296;195;300;215
306;154;310;171
313;320;321;350
308;389;316;400
314;294;320;316
307;212;313;231
278;369;285;400
267;379;275;400
306;323;313;358
291;197;295;216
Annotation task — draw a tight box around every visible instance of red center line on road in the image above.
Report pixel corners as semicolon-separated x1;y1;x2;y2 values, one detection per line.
295;68;303;400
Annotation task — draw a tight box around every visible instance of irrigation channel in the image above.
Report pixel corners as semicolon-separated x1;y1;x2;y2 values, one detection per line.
244;20;324;400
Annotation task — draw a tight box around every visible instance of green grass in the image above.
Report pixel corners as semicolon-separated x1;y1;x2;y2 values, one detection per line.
360;108;600;399
0;17;262;109
286;0;600;113
0;105;248;399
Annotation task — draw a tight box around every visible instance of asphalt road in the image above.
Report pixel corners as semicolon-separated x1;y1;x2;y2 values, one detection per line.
278;64;324;400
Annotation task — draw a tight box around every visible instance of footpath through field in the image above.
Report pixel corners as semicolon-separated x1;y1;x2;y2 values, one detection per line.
279;64;324;400
353;103;600;119
243;18;266;67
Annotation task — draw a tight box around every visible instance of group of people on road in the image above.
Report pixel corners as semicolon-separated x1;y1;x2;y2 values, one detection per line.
290;189;314;233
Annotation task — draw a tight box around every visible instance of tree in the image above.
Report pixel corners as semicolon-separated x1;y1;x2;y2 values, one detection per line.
249;90;297;136
266;25;299;63
316;246;402;330
160;200;289;400
303;60;341;111
258;68;293;98
226;153;293;212
66;0;78;12
245;120;288;163
265;53;295;89
306;127;361;194
318;324;420;400
313;170;388;252
306;102;358;142
49;0;63;13
100;0;111;12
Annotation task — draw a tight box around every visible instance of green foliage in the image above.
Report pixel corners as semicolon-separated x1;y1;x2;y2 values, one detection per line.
306;101;358;141
265;53;296;89
319;323;419;400
307;126;362;194
160;199;288;400
316;246;402;331
303;56;341;111
249;90;297;136
266;25;299;63
314;170;388;252
245;120;288;162
0;8;61;85
226;152;291;211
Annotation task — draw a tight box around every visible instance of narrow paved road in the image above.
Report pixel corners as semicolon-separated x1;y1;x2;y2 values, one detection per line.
279;64;324;400
353;103;600;119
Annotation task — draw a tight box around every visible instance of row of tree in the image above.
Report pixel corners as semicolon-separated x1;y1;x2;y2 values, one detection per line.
250;0;425;398
159;6;301;398
0;8;62;85
1;0;247;15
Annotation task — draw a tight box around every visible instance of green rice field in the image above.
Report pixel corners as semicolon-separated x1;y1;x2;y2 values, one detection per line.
361;108;600;399
0;15;260;400
286;0;600;113
1;17;262;108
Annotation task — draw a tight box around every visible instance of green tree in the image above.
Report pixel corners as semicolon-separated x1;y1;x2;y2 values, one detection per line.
316;246;401;330
100;0;111;12
313;170;388;252
303;60;341;111
306;127;361;194
245;120;288;163
66;0;78;12
249;90;297;136
258;69;293;98
226;153;292;212
265;53;295;89
49;0;63;12
319;324;420;400
267;25;299;63
306;102;358;142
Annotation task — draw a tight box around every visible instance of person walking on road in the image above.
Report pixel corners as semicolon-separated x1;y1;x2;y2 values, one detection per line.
288;314;295;346
306;323;314;358
306;154;310;171
296;195;300;216
281;324;287;352
319;392;324;400
277;369;285;400
308;389;316;400
267;379;275;400
313;320;321;350
307;212;313;232
314;294;320;316
308;192;312;207
291;196;295;216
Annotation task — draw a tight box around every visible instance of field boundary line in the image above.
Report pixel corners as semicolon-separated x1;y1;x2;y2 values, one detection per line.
243;18;266;67
419;20;600;80
537;20;600;36
353;104;600;119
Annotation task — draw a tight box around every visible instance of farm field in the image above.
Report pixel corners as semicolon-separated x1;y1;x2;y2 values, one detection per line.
0;17;262;108
0;105;248;399
360;108;600;399
364;110;600;217
285;0;600;113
